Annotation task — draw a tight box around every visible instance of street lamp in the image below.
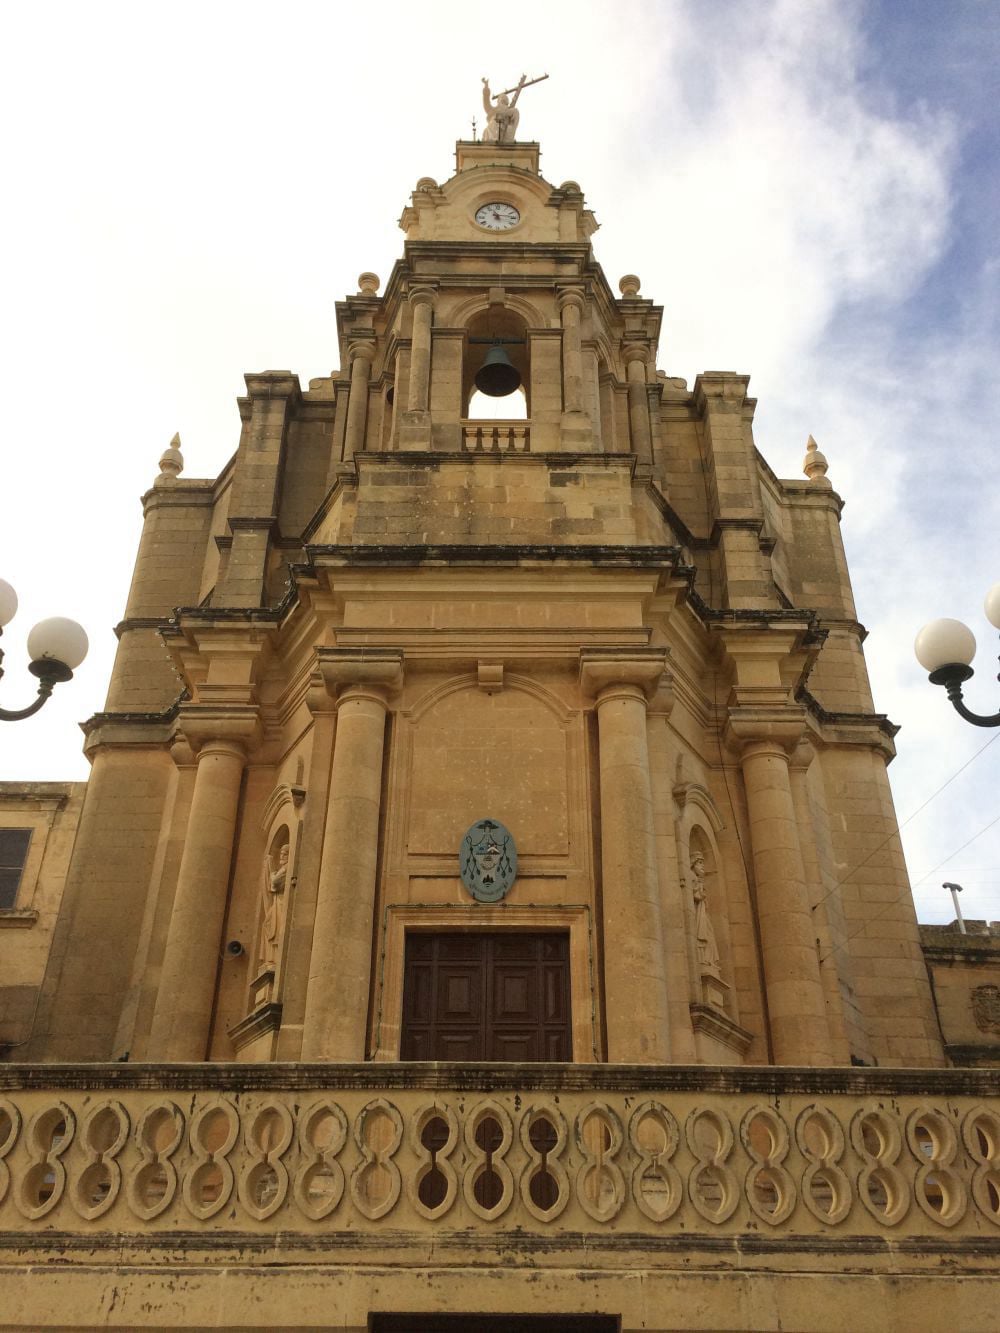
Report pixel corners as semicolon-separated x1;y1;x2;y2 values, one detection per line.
914;582;1000;729
0;579;88;722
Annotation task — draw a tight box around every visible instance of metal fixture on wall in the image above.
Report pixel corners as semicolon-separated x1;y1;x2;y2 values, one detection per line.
915;581;1000;727
0;578;88;722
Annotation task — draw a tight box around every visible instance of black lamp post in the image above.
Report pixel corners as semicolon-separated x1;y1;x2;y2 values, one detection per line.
914;582;1000;728
0;578;88;722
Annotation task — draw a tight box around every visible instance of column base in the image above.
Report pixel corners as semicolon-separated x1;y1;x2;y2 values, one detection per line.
398;410;432;451
557;411;595;451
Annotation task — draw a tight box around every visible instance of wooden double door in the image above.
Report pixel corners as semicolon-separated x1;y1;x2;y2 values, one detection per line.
400;931;571;1062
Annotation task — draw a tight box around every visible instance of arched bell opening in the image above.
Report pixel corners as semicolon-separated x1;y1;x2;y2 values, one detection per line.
463;308;529;420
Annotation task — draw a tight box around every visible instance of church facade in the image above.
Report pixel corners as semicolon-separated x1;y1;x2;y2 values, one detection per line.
0;136;998;1331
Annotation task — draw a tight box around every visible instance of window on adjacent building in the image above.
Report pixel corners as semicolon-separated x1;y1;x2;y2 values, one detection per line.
0;829;32;909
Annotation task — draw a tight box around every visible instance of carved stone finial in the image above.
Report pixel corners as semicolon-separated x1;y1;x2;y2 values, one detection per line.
357;272;380;295
415;177;438;191
157;432;184;485
619;274;641;297
803;435;830;485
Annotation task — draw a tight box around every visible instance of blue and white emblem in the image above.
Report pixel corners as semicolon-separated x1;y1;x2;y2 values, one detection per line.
459;818;517;903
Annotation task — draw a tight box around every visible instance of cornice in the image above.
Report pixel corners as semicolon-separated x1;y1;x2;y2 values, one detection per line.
2;1061;997;1097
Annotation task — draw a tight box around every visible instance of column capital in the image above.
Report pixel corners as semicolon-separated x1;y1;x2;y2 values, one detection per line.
556;285;586;315
623;341;650;368
243;370;302;403
176;704;262;755
406;283;437;310
579;647;669;701
317;647;403;699
724;705;808;756
692;371;752;415
348;338;377;366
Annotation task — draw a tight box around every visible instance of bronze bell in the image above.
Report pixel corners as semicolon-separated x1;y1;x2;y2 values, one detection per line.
474;344;522;397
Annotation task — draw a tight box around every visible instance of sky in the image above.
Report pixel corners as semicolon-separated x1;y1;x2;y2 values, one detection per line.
0;0;997;925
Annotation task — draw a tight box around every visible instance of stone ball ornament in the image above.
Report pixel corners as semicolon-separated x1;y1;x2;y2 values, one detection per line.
459;818;517;903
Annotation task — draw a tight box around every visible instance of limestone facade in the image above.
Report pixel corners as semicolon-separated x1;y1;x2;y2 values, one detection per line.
0;138;997;1330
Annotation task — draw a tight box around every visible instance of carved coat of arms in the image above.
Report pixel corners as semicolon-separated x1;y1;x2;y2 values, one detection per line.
971;984;1000;1035
459;819;517;903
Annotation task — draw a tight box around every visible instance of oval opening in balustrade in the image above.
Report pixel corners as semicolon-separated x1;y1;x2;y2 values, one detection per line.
21;1164;57;1210
358;1105;399;1212
304;1106;343;1153
473;1115;504;1211
192;1161;225;1206
860;1118;886;1160
800;1112;833;1160
77;1161;113;1210
807;1168;835;1216
528;1116;559;1213
417;1115;450;1211
38;1111;68;1154
142;1107;180;1155
251;1108;285;1156
134;1162;170;1210
912;1119;944;1216
196;1108;233;1154
86;1106;124;1155
865;1170;900;1218
245;1161;280;1211
746;1115;776;1160
0;1107;14;1151
752;1169;782;1217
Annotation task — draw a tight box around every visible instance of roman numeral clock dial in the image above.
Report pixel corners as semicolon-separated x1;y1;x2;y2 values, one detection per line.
474;201;521;231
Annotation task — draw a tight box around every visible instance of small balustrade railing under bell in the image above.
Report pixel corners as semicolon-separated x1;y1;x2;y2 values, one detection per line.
461;421;530;453
0;1063;997;1249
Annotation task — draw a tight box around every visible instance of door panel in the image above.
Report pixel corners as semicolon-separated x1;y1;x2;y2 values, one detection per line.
400;932;571;1062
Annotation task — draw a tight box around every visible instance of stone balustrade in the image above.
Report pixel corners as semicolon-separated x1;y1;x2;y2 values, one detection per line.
0;1064;997;1246
462;422;530;453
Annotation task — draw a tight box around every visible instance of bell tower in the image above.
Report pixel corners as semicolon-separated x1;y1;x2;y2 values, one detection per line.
30;120;942;1083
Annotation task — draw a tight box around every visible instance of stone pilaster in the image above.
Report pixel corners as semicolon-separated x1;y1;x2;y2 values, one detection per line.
147;706;260;1061
218;371;300;608
693;372;775;608
581;648;671;1063
301;650;403;1060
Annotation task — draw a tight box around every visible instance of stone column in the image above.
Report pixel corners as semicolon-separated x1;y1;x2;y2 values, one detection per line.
301;650;403;1060
624;343;653;463
148;710;258;1061
343;340;375;462
727;712;833;1065
406;285;435;413
581;650;671;1063
557;287;593;450
557;288;585;414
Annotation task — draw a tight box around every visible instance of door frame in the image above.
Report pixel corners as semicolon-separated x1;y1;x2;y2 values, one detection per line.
373;904;598;1062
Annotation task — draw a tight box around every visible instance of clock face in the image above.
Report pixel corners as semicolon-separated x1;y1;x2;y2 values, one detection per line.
475;201;521;231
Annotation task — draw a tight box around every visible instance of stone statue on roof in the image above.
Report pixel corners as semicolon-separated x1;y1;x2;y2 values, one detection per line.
480;73;548;143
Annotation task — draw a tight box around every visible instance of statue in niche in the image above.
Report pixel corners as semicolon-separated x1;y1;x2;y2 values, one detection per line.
258;842;289;972
690;851;721;976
